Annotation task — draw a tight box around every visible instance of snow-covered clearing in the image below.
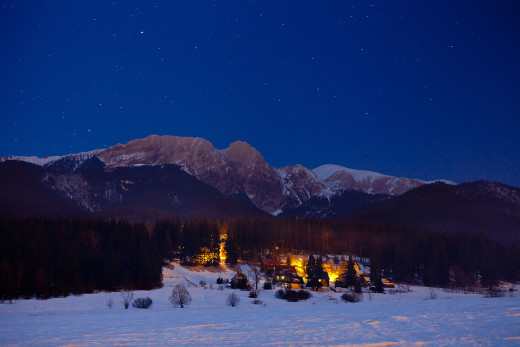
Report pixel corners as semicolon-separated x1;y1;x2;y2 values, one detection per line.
1;263;519;346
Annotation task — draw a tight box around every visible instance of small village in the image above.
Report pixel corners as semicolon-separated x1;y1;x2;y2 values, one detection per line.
217;252;395;293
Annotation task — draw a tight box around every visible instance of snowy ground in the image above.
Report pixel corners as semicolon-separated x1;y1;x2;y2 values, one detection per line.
1;263;519;346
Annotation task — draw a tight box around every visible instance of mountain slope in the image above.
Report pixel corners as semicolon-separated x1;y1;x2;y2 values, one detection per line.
95;135;285;212
313;164;454;196
280;189;390;219
0;162;264;220
351;181;520;244
0;161;88;218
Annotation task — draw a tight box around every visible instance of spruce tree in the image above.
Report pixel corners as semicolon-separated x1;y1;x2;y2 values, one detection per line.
370;260;384;293
225;234;239;265
346;256;357;289
306;254;323;290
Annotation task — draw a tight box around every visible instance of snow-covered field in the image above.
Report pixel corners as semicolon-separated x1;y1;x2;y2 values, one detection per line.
1;263;519;346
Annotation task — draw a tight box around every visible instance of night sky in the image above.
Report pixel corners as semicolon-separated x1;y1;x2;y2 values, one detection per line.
1;1;519;186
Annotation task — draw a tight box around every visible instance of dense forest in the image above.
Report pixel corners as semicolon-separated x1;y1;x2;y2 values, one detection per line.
222;217;520;287
1;216;519;300
0;219;163;300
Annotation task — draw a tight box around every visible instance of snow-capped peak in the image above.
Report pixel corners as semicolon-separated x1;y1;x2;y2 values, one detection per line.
0;155;62;166
313;164;386;182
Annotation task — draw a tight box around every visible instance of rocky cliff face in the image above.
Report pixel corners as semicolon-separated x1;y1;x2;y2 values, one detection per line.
221;141;285;212
96;135;335;213
277;165;328;211
96;135;285;212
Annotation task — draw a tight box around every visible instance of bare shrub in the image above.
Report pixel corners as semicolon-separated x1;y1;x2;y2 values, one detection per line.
106;297;114;309
327;293;337;301
120;290;134;309
396;284;410;293
367;291;374;301
248;265;262;290
508;286;516;297
226;293;240;307
341;292;363;303
249;290;259;298
428;288;438;300
218;285;225;291
169;284;192;308
199;280;207;287
484;287;505;298
252;299;263;305
132;297;153;309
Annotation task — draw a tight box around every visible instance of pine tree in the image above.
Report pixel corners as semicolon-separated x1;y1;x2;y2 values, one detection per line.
354;281;362;293
306;254;323;290
370;260;384;293
345;256;357;289
225;234;239;265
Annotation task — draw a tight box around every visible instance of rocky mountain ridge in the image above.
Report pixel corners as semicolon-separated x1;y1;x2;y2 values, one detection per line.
2;134;454;213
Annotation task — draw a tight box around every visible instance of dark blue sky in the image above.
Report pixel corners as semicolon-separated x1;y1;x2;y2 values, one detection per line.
1;1;519;186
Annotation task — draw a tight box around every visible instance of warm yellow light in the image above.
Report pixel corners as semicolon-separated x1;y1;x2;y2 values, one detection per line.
219;241;226;263
277;254;360;286
291;256;306;278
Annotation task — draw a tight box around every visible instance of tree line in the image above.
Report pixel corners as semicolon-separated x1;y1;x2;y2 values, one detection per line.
0;218;162;300
1;216;519;300
221;217;520;288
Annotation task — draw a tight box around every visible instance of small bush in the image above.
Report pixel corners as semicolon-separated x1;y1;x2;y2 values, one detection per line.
275;289;312;302
396;284;410;293
485;288;506;298
218;285;225;291
120;290;134;309
275;288;286;299
226;293;240;307
216;277;224;284
285;289;300;302
263;282;272;290
252;299;263;305
132;297;153;309
106;297;114;309
249;290;259;298
297;290;312;301
199;280;207;287
341;292;363;303
428;288;438;300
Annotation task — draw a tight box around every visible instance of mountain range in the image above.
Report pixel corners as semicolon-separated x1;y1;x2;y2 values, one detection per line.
1;135;518;243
